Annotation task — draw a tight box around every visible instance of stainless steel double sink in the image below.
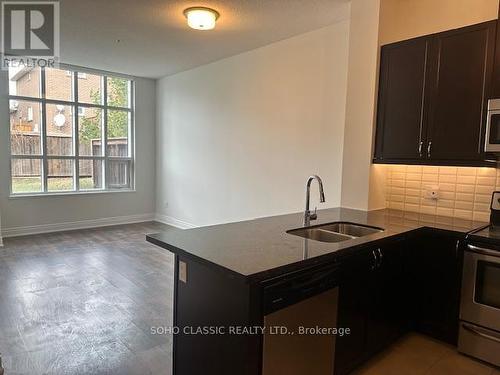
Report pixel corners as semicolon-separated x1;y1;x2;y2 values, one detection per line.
287;222;384;243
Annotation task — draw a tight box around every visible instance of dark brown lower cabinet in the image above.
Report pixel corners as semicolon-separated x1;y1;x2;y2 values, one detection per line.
170;230;464;375
365;238;410;355
335;239;410;375
409;230;464;345
335;249;373;375
173;256;262;375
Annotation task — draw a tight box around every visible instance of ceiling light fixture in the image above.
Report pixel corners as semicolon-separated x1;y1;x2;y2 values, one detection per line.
183;7;220;31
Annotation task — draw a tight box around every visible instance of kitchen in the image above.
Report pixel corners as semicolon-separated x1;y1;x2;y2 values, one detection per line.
149;0;500;374
1;0;500;374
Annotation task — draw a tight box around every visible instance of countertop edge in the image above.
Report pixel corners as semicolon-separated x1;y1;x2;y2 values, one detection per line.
146;235;250;282
146;225;469;283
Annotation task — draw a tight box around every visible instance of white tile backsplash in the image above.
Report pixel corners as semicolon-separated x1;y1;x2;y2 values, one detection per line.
384;165;499;221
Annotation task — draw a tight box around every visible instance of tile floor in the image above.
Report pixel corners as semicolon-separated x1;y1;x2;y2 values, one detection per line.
353;333;499;375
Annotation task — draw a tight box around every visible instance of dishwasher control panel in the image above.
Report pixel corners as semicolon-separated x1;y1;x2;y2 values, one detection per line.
262;262;340;315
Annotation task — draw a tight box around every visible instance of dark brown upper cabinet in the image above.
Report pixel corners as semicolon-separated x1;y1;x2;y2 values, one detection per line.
374;21;496;166
374;38;430;161
492;15;500;97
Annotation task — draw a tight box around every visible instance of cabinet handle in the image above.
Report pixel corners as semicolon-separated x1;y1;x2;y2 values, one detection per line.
418;141;423;157
371;250;378;270
377;248;383;267
427;141;432;158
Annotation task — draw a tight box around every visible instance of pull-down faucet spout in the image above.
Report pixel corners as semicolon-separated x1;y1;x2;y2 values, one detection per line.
304;175;326;227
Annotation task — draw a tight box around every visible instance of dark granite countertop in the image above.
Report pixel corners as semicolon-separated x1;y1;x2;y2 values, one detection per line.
147;208;487;283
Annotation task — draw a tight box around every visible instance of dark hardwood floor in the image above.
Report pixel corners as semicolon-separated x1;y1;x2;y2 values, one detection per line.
0;222;176;375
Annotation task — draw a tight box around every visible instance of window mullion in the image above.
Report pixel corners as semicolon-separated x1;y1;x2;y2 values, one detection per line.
41;67;48;193
130;81;135;190
74;71;79;192
8;95;79;107
103;76;108;190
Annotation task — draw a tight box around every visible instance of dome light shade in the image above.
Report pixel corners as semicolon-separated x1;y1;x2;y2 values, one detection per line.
183;7;219;30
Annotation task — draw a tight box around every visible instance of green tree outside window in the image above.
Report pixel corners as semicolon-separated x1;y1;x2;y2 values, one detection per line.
79;77;129;145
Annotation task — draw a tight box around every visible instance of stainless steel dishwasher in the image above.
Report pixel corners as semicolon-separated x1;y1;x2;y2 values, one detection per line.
262;263;339;375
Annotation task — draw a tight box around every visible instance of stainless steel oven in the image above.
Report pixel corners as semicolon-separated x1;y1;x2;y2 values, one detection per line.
485;99;500;152
459;242;500;366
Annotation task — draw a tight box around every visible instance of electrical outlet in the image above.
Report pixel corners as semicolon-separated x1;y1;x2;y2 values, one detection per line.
425;185;439;200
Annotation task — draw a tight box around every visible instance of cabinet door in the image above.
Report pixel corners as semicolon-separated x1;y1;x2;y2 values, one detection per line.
410;231;463;345
374;38;430;161
492;20;500;97
366;239;409;356
335;249;375;375
425;21;495;161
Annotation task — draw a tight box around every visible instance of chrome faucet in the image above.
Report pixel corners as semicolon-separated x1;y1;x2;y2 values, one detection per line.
304;175;326;226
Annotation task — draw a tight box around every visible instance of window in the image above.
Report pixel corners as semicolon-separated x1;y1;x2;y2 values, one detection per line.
8;66;134;195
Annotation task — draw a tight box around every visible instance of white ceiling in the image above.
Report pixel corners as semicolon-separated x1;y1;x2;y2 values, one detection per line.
60;0;351;79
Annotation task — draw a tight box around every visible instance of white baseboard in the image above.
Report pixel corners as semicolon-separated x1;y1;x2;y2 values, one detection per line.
154;213;197;229
1;213;155;238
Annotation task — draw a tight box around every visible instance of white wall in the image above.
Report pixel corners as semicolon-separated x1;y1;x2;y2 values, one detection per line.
156;21;350;227
0;71;157;235
340;0;382;210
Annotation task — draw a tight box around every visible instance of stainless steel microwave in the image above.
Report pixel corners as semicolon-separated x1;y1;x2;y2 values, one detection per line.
485;99;500;152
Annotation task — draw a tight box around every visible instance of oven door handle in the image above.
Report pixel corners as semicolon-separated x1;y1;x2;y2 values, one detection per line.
467;244;500;258
462;323;500;344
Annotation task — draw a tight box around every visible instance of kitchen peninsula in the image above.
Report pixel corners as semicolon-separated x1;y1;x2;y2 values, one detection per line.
147;208;486;375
